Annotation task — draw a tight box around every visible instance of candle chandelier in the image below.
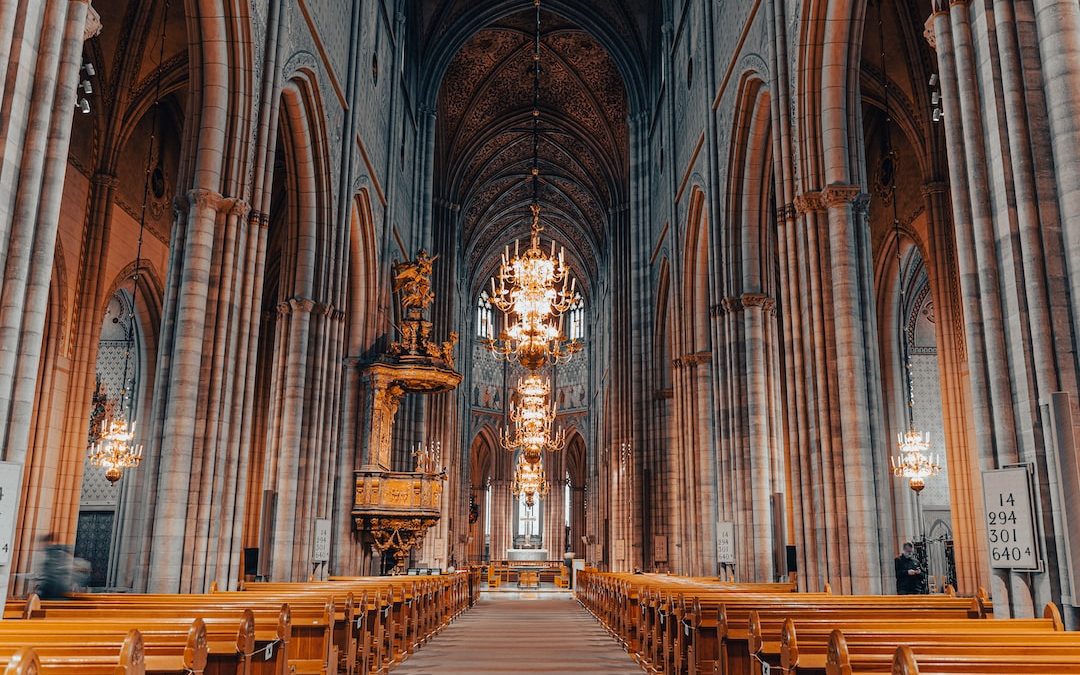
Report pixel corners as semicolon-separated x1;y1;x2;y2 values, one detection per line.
512;453;550;508
89;417;144;484
89;1;170;484
500;374;567;461
484;0;581;373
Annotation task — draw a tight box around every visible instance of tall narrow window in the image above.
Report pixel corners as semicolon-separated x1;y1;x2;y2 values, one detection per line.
568;294;585;341
477;291;494;339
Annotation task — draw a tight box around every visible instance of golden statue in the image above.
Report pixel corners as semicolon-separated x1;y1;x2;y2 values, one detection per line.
392;250;438;314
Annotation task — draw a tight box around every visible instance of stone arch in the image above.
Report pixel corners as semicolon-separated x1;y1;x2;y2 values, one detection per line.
565;431;587;558
796;0;865;187
726;73;774;295
346;189;381;356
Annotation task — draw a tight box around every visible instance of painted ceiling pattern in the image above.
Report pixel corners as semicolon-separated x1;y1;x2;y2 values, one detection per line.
434;8;631;288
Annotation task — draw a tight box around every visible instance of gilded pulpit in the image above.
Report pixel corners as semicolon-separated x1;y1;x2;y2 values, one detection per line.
353;251;461;572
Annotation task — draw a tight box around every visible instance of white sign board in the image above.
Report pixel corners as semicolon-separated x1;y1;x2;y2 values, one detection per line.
653;535;668;562
0;463;23;567
982;466;1041;570
717;521;736;564
312;518;331;563
614;539;626;562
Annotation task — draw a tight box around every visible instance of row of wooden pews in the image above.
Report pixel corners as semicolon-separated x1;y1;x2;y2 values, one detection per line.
577;569;1080;674
0;570;478;674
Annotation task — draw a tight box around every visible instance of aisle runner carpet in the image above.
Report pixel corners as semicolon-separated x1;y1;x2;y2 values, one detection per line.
395;592;641;674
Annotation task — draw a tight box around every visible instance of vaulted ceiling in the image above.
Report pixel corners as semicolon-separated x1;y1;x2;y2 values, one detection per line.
432;7;632;291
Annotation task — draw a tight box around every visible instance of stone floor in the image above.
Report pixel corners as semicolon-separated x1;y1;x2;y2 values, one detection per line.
394;591;642;674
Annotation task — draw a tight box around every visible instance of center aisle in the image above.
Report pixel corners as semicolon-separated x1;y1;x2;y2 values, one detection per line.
395;591;642;674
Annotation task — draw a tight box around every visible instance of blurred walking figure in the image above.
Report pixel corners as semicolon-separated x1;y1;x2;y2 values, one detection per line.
34;534;89;599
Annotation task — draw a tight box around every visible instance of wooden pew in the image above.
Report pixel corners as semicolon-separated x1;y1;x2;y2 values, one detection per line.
770;603;1065;672
0;617;208;669
576;570;990;675
18;596;297;675
0;630;145;669
830;626;1080;674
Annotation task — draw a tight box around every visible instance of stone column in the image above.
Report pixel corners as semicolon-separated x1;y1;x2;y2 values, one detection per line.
145;188;222;592
1033;0;1080;363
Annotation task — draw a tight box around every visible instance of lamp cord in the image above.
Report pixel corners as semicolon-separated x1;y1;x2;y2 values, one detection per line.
119;0;169;422
877;0;915;432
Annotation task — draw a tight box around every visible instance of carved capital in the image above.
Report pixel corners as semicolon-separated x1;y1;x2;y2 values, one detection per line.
720;296;743;315
821;183;864;208
776;202;798;224
741;293;776;312
852;192;872;217
923;16;938;50
249;209;270;228
794;191;824;214
187;188;224;212
921;180;949;197
277;296;317;315
674;351;711;369
91;172;118;189
226;198;252;220
83;5;102;41
172;194;189;219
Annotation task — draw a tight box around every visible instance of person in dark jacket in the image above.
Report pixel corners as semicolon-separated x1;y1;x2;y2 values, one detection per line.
894;542;924;594
34;533;76;599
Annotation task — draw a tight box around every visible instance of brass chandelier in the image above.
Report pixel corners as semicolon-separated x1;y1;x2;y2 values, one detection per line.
512;453;550;508
89;417;143;484
500;374;567;461
484;0;581;373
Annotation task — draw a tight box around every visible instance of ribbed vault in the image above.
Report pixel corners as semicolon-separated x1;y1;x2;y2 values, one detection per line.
434;8;630;293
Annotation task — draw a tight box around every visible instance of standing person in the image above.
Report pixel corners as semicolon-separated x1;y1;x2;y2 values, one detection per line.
34;533;75;599
894;542;924;595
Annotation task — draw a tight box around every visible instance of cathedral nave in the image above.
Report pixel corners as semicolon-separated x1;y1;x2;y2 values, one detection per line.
0;0;1078;672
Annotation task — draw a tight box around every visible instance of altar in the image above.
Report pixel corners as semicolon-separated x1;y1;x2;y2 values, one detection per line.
506;548;550;562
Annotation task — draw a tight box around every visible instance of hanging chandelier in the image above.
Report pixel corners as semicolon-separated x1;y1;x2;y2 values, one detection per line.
500;373;567;459
891;429;940;493
89;417;144;483
512;453;550;508
88;0;169;484
484;0;581;373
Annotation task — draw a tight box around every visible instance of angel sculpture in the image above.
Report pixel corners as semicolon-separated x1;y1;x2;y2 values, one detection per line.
392;250;438;314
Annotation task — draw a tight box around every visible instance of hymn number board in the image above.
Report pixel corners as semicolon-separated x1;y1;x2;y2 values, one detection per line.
981;465;1041;571
0;462;22;567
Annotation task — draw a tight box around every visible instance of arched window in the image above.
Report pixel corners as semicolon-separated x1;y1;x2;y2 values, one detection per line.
567;294;585;341
477;291;494;339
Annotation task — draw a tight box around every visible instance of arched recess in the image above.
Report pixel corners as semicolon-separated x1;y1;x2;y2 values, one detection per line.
330;190;382;575
669;187;716;576
93;263;164;589
565;431;587;558
717;74;784;581
859;0;980;595
247;72;340;582
467;426;498;563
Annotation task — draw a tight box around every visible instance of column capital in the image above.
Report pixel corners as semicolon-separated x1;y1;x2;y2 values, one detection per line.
793;191;824;213
921;180;950;196
741;293;776;312
222;197;252;220
821;183;865;208
82;4;102;41
278;296;317;315
249;209;270;228
91;172;118;189
187;188;225;212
